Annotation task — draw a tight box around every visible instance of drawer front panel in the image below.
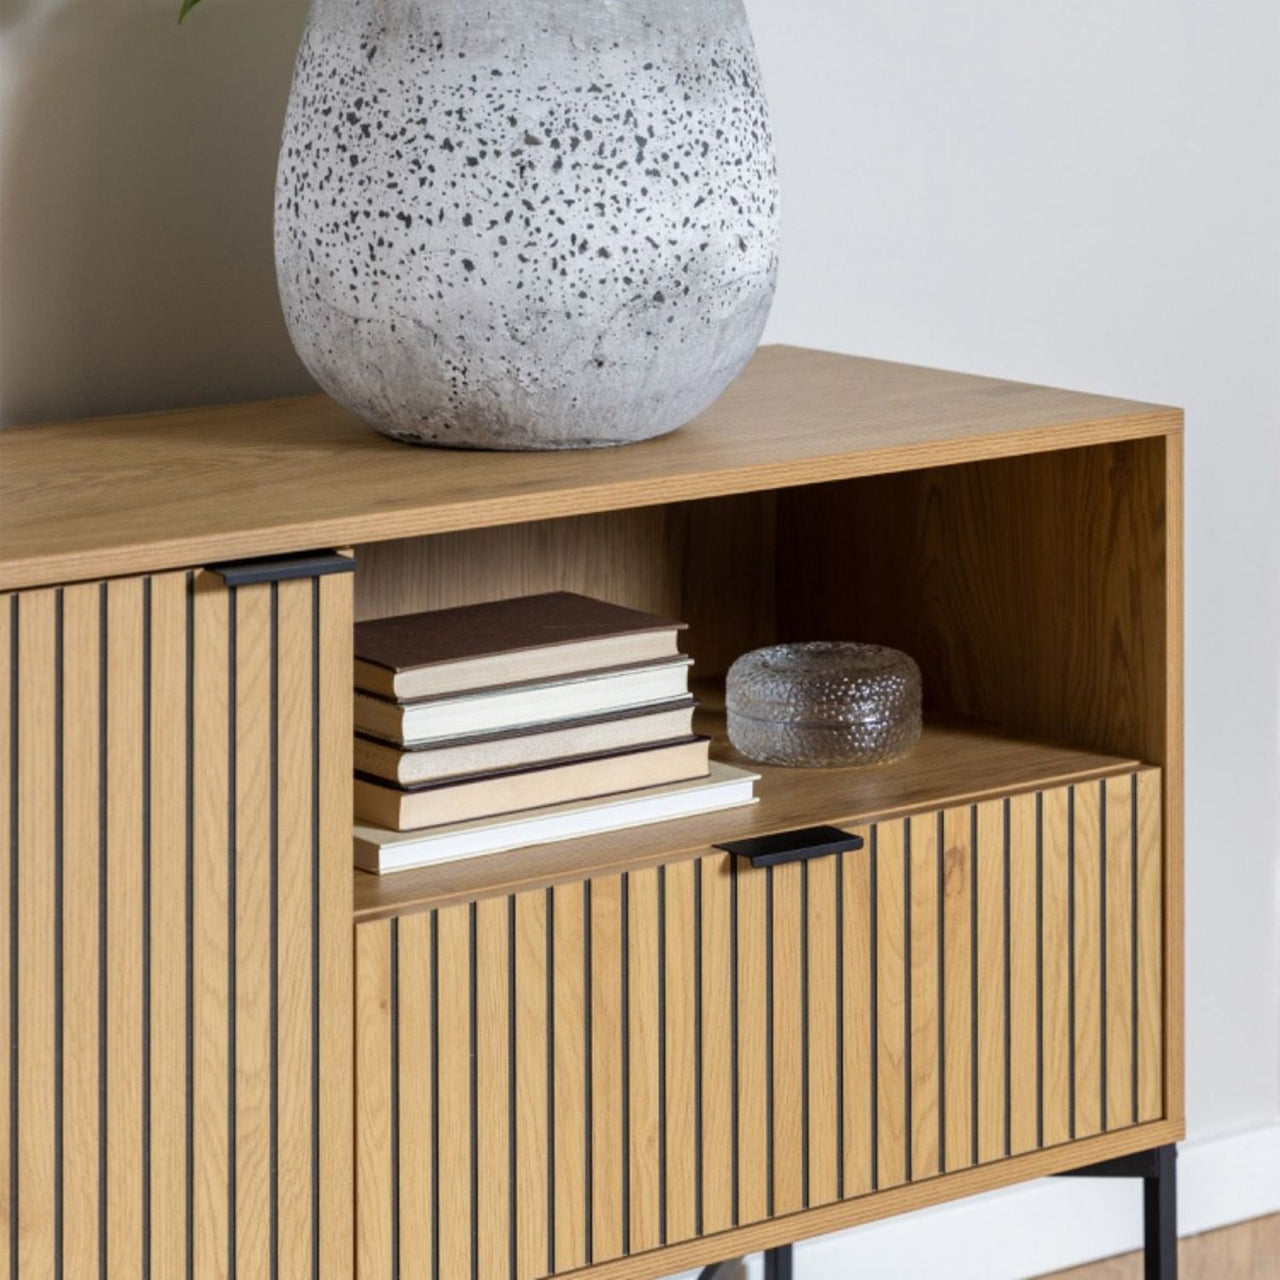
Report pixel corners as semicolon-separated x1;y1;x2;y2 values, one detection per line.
1;571;353;1280
355;768;1162;1279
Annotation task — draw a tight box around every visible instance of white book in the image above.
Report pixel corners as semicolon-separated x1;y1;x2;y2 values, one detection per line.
354;657;692;747
353;761;760;875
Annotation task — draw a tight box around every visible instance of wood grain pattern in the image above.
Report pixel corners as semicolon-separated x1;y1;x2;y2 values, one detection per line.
975;800;1006;1165
514;889;549;1280
1073;783;1104;1141
476;896;511;1280
3;567;353;1280
17;590;56;1280
770;861;806;1215
661;860;699;1245
626;868;661;1255
1104;776;1135;1131
589;876;625;1265
354;923;392;1280
396;912;434;1280
841;844;876;1199
698;857;735;1236
552;882;588;1272
908;814;940;1182
806;854;840;1209
1008;793;1040;1157
1041;788;1072;1149
875;821;909;1192
353;768;1163;1278
60;584;103;1277
1135;771;1164;1124
436;904;473;1279
0;347;1180;594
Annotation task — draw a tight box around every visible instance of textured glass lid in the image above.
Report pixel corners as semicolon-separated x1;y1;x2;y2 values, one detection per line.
726;641;921;726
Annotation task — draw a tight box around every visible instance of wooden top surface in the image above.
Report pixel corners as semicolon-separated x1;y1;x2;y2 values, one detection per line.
0;344;1181;591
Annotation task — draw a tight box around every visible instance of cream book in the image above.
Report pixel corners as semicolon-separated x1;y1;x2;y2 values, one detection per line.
354;737;711;832
354;591;686;700
353;762;760;875
354;657;692;746
353;696;697;786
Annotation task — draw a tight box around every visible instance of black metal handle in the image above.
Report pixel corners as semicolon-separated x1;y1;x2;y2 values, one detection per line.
715;824;864;869
208;551;355;586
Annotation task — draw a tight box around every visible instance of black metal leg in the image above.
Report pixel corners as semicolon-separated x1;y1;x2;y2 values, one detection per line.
1054;1144;1178;1280
1144;1145;1177;1280
763;1245;793;1280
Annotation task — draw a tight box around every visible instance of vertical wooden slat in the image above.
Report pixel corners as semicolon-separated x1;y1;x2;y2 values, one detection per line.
475;897;510;1280
1041;788;1072;1147
149;573;189;1277
436;904;472;1279
16;591;56;1280
907;813;939;1181
514;889;548;1280
277;578;316;1280
806;855;839;1208
941;807;973;1172
1072;783;1103;1140
841;841;875;1198
60;585;102;1275
235;586;273;1278
735;861;769;1221
0;597;10;1280
1105;775;1135;1130
699;857;734;1235
396;912;433;1280
975;800;1006;1165
1008;793;1039;1155
1136;771;1164;1123
770;861;805;1215
626;867;661;1253
589;876;624;1263
875;822;908;1191
355;923;392;1280
552;882;588;1271
317;572;354;1279
662;860;698;1245
106;578;145;1280
193;574;231;1278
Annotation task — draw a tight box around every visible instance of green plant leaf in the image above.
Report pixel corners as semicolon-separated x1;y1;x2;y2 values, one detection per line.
178;0;203;22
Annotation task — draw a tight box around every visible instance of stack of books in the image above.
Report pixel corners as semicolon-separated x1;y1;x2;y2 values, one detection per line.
352;592;758;874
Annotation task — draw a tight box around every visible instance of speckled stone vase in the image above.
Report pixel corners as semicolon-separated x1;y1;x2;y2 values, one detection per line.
275;0;779;449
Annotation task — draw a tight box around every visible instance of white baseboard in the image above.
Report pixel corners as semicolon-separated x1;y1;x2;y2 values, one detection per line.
672;1122;1280;1280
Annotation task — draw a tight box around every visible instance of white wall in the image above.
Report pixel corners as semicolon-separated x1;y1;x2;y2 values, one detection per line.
4;0;1278;1273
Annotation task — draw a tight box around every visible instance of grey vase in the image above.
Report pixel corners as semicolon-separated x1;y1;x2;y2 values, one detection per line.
275;0;780;450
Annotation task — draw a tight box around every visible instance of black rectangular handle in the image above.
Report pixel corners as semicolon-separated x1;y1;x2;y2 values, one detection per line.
715;824;864;869
208;551;355;586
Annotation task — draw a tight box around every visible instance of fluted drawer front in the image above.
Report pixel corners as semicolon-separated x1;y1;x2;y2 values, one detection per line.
355;768;1163;1279
1;569;353;1280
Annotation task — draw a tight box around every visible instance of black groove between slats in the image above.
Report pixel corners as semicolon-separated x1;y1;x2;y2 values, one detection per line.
869;827;879;1193
969;805;979;1169
390;920;400;1280
1130;774;1140;1127
1099;779;1108;1132
8;595;17;1280
310;577;321;1280
469;904;479;1280
228;588;238;1280
98;582;107;1280
507;898;517;1280
834;851;845;1202
269;584;280;1280
620;874;630;1257
1035;791;1044;1151
142;580;152;1280
764;864;775;1219
656;866;667;1248
729;858;739;1228
936;811;946;1174
584;879;594;1266
54;592;64;1280
693;862;704;1240
800;859;810;1209
545;887;556;1275
902;819;912;1185
1067;786;1077;1142
1002;798;1012;1161
430;911;440;1280
184;575;195;1280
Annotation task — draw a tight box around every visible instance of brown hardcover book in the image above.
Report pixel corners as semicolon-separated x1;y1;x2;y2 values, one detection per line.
354;591;686;700
353;696;697;786
353;736;711;832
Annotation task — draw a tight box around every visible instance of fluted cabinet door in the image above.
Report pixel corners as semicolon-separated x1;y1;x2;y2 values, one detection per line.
1;566;354;1280
354;768;1163;1279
